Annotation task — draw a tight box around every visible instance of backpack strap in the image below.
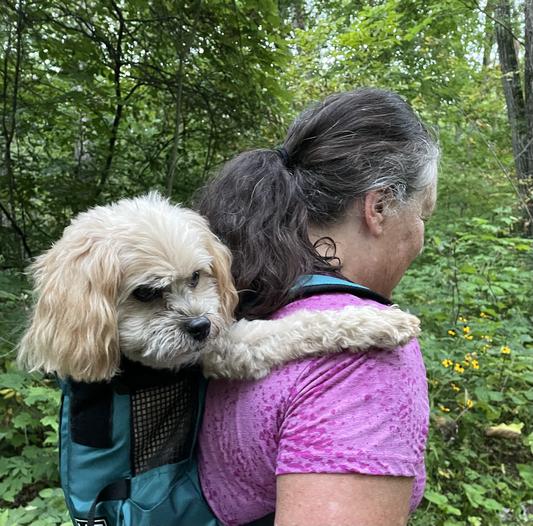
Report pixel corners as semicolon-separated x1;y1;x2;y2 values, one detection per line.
86;479;131;526
291;274;392;306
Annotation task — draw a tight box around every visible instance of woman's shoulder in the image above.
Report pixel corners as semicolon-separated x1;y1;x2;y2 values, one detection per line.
199;293;429;520
271;292;390;320
267;292;426;410
271;291;418;374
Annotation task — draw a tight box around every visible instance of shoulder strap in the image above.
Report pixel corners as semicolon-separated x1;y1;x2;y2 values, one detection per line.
292;274;392;306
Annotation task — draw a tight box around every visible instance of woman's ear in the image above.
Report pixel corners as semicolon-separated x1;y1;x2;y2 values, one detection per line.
363;190;387;236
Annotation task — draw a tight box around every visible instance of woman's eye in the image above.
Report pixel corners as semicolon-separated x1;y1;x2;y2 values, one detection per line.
132;286;163;302
189;271;200;288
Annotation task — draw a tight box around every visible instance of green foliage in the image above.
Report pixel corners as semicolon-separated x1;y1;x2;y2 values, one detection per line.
0;0;291;264
396;135;533;525
0;488;71;526
0;272;70;523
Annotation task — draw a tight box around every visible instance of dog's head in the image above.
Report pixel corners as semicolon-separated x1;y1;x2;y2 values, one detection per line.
18;193;238;382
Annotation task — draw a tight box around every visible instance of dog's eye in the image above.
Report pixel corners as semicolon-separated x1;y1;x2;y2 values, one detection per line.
132;286;163;302
189;271;200;288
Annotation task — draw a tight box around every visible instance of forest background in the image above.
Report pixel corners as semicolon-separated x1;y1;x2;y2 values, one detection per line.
1;0;532;525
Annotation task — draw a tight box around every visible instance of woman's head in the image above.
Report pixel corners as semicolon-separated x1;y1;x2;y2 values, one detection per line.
197;88;439;318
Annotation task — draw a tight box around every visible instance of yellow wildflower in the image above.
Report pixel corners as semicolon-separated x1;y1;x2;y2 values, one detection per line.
501;346;511;355
464;353;472;362
466;399;474;409
441;359;453;368
471;360;480;369
463;326;471;334
464;334;474;341
458;316;467;323
451;383;460;392
438;468;453;479
439;405;450;413
448;329;456;337
480;312;488;318
454;363;465;374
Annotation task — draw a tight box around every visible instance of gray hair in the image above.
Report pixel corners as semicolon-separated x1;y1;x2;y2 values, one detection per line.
283;88;440;222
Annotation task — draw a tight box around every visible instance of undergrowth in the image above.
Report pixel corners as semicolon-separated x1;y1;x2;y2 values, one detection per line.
1;159;532;525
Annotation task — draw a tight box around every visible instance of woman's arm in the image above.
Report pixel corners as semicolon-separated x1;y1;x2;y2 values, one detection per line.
276;473;413;526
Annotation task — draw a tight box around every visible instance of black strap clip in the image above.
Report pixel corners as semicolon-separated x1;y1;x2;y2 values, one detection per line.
86;479;131;526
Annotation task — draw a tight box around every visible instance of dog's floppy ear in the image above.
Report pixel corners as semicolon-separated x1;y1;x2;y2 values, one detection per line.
204;230;238;323
18;230;122;382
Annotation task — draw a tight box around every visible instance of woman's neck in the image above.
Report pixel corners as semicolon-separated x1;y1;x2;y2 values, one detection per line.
308;212;394;299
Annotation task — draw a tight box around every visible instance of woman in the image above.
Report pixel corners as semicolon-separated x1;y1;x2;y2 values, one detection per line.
196;88;439;526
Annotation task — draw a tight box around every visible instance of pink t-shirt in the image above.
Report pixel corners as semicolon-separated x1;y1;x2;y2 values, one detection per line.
198;293;429;525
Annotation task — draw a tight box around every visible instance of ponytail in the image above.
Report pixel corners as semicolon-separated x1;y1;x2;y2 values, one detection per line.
196;149;336;319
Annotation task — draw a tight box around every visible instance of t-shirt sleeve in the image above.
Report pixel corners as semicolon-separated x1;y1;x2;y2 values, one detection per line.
275;339;429;478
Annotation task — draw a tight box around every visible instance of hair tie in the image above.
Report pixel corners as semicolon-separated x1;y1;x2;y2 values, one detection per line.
274;147;291;168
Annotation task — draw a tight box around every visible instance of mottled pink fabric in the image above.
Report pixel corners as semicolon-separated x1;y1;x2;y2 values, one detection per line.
198;293;429;525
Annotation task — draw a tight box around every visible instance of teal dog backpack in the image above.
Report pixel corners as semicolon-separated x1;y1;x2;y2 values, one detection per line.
58;274;390;526
59;361;220;526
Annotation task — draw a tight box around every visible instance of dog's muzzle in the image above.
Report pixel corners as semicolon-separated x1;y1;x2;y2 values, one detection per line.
183;316;211;341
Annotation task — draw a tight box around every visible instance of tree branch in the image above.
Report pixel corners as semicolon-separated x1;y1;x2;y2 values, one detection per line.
96;0;126;195
0;199;32;258
459;0;525;47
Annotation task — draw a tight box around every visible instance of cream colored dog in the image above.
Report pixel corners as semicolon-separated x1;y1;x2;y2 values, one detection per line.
18;193;420;382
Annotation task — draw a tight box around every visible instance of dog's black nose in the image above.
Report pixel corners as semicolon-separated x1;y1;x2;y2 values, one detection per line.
184;316;211;341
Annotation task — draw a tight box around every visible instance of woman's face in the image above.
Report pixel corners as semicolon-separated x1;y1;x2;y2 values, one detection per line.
381;184;437;293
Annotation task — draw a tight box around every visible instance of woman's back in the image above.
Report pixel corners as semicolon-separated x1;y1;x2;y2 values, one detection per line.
198;293;429;525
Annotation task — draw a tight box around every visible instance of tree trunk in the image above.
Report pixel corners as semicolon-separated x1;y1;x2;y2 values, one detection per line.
495;0;533;232
166;0;202;197
96;0;126;198
166;59;186;197
524;0;533;224
1;3;32;261
483;0;496;67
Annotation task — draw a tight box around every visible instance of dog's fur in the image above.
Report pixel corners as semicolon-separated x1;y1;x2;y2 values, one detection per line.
18;193;420;382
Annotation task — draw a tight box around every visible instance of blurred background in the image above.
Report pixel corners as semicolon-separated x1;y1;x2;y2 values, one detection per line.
1;1;532;524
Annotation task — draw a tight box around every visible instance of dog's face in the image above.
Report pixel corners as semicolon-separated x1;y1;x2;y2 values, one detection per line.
116;240;229;372
18;193;238;382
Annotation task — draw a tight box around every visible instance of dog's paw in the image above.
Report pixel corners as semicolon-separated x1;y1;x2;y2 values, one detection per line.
371;309;420;350
326;306;421;351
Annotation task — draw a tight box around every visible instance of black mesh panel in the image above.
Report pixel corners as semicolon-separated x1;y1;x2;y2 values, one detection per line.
130;374;198;475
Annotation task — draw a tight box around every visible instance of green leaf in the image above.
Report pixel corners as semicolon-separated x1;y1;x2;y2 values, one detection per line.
425;489;449;506
38;488;55;498
517;464;533;489
0;372;26;390
480;498;503;512
0;290;18;300
12;412;35;429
